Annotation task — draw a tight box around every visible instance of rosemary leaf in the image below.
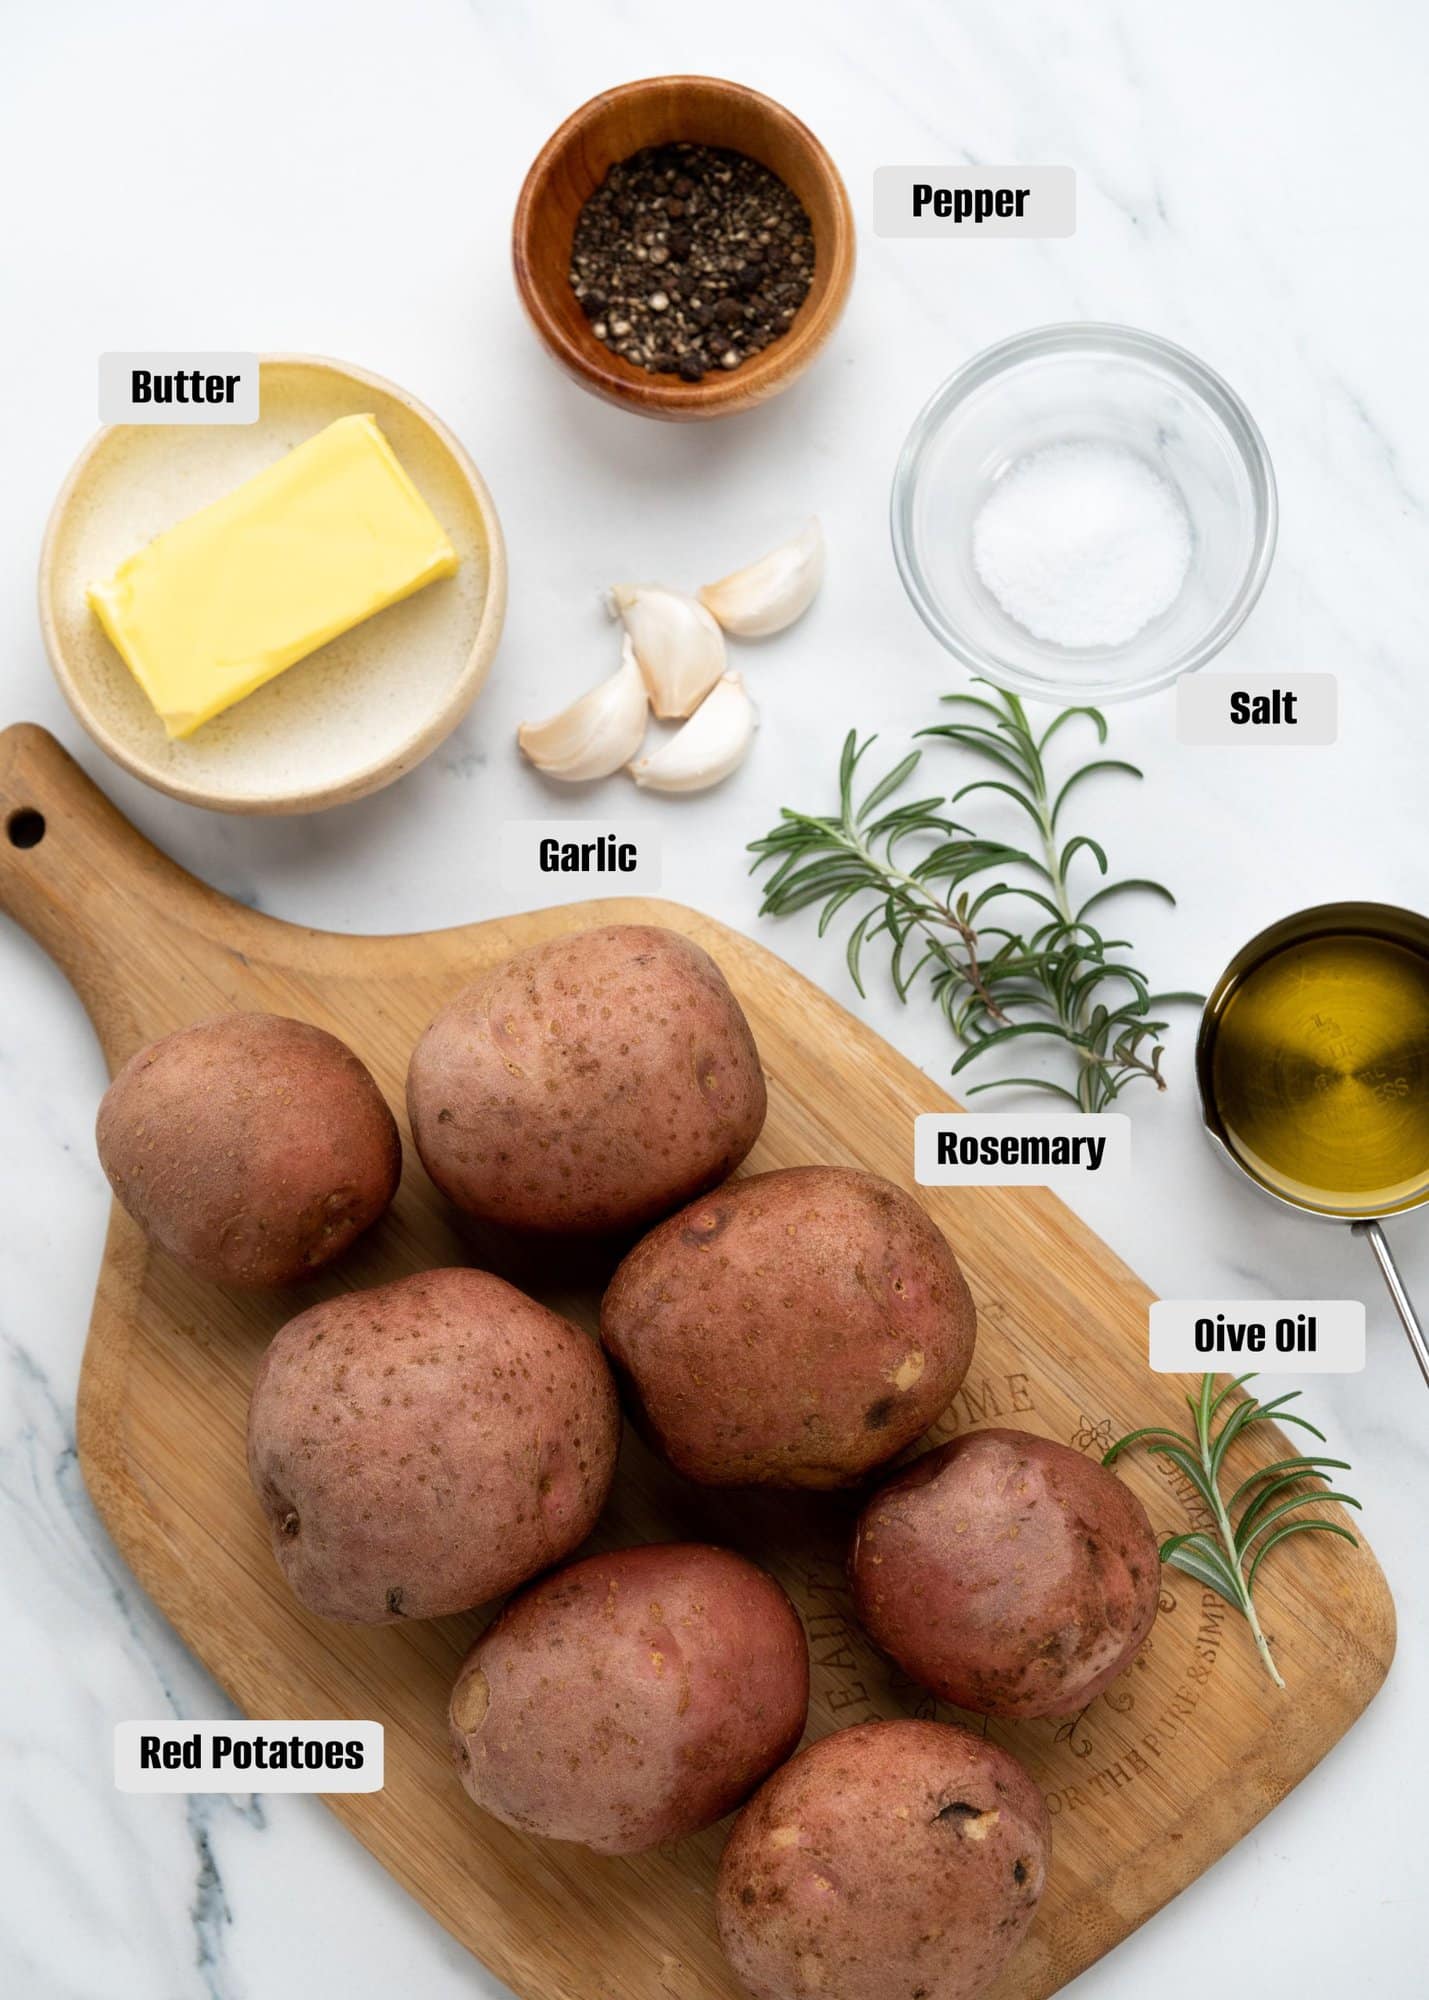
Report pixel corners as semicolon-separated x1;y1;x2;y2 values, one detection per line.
1104;1374;1361;1689
749;682;1198;1108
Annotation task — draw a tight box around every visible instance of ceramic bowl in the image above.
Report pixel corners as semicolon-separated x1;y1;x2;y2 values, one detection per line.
40;353;507;814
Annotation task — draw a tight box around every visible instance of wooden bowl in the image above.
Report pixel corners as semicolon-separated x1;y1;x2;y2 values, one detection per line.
40;354;507;815
513;76;855;421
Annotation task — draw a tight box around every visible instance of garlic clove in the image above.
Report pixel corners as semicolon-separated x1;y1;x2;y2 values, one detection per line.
518;637;649;782
609;584;726;720
628;673;757;794
698;518;825;638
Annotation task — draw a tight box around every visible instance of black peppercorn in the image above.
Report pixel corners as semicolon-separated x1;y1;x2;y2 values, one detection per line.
568;141;814;379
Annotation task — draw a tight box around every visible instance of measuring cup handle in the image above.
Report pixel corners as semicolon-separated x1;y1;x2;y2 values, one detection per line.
1353;1220;1429;1390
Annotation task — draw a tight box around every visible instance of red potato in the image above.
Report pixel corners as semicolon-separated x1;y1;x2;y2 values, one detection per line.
406;923;767;1235
600;1166;976;1489
96;1012;400;1287
716;1719;1050;2000
246;1267;619;1622
449;1543;809;1854
850;1428;1160;1719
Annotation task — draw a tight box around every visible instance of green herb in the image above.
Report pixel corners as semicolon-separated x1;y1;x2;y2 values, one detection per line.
748;683;1198;1110
1104;1373;1361;1688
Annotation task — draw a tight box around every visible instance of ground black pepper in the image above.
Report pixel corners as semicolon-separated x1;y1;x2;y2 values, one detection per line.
569;142;815;381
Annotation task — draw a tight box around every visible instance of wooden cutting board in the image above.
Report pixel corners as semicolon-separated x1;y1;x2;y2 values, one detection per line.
0;721;1395;2000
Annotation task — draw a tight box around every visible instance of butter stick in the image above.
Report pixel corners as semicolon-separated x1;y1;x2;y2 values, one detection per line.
88;413;460;738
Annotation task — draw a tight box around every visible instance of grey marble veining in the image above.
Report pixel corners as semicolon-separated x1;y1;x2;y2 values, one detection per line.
3;1;1425;1994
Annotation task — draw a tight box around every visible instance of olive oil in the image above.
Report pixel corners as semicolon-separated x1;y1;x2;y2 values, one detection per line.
1206;930;1429;1215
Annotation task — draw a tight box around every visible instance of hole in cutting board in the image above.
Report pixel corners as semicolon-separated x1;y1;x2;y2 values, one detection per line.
6;808;45;849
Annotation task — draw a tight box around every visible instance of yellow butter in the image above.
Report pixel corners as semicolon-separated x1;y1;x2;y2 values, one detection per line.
88;413;460;738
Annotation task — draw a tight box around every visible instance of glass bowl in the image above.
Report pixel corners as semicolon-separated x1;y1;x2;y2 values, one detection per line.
890;324;1277;702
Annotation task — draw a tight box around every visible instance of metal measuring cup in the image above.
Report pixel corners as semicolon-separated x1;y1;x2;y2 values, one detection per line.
1196;900;1429;1390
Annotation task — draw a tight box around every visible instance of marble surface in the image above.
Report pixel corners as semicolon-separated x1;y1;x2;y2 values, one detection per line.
2;0;1425;1993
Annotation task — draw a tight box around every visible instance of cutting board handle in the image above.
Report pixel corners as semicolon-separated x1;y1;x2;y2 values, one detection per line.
0;723;245;1066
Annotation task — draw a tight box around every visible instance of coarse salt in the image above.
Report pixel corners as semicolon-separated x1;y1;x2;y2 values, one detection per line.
972;440;1192;650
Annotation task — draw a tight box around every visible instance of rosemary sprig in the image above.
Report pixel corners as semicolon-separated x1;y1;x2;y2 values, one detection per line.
1104;1374;1362;1688
749;684;1199;1109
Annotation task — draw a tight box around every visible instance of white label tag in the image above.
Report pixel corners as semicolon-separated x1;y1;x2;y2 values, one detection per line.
98;352;260;424
1149;1300;1365;1373
114;1720;384;1793
914;1113;1128;1187
498;821;660;899
1176;674;1338;745
874;166;1074;238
